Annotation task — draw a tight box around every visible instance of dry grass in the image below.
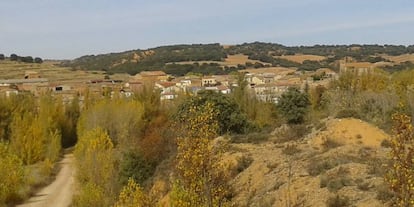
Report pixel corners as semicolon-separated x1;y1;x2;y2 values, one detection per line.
276;54;326;63
382;54;414;63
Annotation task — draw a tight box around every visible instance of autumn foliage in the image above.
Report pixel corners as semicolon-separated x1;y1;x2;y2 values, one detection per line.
74;127;117;207
386;113;414;206
171;102;231;207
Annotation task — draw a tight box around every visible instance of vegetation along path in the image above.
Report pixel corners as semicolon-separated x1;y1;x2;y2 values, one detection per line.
17;154;74;207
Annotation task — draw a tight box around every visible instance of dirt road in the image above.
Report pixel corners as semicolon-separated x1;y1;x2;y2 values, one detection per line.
17;154;74;207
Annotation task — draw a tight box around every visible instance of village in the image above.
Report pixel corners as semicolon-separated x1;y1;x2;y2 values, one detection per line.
0;60;381;104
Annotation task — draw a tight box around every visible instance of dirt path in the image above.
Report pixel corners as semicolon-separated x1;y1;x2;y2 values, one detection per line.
17;154;74;207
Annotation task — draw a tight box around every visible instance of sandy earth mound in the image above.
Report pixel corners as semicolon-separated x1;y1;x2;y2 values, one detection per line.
227;118;390;207
311;118;388;148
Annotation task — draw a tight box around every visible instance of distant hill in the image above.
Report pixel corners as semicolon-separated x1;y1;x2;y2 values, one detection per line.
62;42;414;76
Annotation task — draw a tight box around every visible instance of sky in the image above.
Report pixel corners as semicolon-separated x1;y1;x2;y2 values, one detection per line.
1;0;414;59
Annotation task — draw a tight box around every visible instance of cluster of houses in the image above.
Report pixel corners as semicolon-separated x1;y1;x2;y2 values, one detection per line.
3;61;384;103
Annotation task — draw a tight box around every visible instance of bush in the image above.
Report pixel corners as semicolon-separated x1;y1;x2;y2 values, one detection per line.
277;87;310;124
282;144;301;156
335;109;361;119
376;184;395;202
275;124;310;143
10;54;18;61
235;155;253;173
73;183;107;207
320;167;352;192
308;158;348;176
321;137;343;151
356;179;371;191
34;57;43;64
175;90;250;135
380;138;392;148
326;194;350;207
230;132;269;143
119;150;156;186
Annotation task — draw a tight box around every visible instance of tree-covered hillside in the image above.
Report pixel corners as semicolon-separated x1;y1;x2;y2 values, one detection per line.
62;42;414;75
62;43;227;75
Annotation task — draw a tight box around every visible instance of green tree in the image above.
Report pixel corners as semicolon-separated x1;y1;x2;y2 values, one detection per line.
118;150;156;186
0;54;4;60
10;54;18;61
277;87;310;124
34;57;43;63
21;56;33;63
176;90;249;134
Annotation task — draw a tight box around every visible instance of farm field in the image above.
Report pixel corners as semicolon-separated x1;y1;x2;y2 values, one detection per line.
0;60;130;82
276;54;326;63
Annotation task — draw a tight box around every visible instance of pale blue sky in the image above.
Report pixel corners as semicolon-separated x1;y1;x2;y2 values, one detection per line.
1;0;414;59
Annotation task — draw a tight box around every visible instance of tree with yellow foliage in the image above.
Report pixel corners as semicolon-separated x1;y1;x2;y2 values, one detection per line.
113;178;149;207
386;113;414;206
0;142;25;205
9;94;62;165
171;102;231;207
74;127;117;207
9;112;45;165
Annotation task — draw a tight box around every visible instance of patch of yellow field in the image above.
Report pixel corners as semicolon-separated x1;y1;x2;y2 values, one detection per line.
276;54;326;63
382;54;414;63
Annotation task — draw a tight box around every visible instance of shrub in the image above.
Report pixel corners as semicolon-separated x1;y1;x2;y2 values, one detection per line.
236;155;253;173
282;144;301;156
380;138;392;148
275;124;310;143
113;178;149;207
321;137;343;151
335;109;361;119
320;175;353;192
326;194;350;207
175;90;250;135
320;167;352;192
230;132;269;143
73;183;106;207
119;150;156;186
308;158;348;176
367;158;388;176
277;87;310;124
376;183;395;203
356;179;371;191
